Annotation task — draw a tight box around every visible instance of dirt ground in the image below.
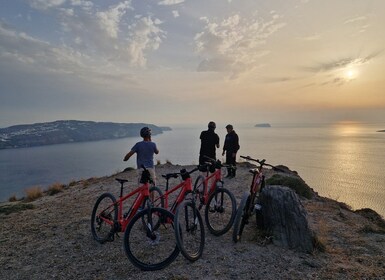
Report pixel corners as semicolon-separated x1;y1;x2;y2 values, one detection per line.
1;163;384;279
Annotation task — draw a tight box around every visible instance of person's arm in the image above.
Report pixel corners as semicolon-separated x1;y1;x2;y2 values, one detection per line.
154;144;159;155
123;150;135;161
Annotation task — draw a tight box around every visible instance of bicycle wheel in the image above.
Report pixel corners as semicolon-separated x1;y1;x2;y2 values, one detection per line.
232;192;250;243
174;200;205;262
91;193;117;243
148;186;165;208
124;207;179;271
204;187;236;236
193;175;206;208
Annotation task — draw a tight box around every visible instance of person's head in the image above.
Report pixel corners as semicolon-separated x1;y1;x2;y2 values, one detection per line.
208;121;216;130
140;127;151;139
225;124;233;132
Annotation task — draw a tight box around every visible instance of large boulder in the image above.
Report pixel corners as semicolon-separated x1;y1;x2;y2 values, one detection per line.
259;185;315;253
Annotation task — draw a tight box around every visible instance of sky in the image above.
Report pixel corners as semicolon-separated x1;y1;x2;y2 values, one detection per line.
1;0;385;128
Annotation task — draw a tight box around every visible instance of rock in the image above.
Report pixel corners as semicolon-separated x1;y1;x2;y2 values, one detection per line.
259;185;315;253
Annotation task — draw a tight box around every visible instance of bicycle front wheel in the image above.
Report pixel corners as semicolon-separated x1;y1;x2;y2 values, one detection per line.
204;187;236;236
232;192;250;243
174;200;205;262
123;207;179;271
90;193;117;243
193;175;206;207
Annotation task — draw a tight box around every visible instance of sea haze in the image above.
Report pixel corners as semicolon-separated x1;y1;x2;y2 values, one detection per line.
0;122;384;218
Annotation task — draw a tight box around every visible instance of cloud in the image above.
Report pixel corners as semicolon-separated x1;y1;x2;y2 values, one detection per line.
28;0;66;10
127;16;166;67
194;12;286;76
344;16;366;24
304;51;383;73
96;1;133;39
158;0;185;6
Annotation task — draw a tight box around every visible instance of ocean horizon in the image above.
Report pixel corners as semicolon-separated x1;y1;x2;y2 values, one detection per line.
1;122;384;218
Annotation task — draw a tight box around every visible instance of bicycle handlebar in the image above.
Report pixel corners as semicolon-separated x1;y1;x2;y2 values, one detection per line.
240;155;284;172
161;167;199;180
201;155;234;168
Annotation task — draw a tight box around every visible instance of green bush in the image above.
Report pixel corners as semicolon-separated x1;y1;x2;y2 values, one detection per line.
266;174;313;199
0;203;35;215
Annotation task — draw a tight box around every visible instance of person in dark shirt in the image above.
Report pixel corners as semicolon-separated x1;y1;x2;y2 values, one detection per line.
199;121;220;165
222;124;239;178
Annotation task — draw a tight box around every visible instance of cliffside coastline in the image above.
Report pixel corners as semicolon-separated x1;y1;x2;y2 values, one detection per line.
0;120;171;149
0;163;384;279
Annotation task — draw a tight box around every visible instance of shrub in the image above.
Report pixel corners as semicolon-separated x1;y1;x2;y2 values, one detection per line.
0;203;35;215
24;186;43;202
266;174;313;199
8;195;18;202
156;159;161;165
68;180;77;187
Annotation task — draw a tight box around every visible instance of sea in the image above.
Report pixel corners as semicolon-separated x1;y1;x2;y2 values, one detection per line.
0;122;384;218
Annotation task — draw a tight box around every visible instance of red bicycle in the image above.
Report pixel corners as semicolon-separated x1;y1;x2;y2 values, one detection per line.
232;156;280;243
90;167;179;271
193;156;237;236
151;167;205;262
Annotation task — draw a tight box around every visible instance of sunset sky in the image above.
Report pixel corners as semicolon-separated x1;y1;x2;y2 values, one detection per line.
1;0;384;127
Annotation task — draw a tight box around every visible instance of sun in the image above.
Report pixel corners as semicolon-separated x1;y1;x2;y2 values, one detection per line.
344;68;357;80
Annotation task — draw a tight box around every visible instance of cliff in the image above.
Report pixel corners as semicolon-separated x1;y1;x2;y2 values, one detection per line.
0;120;171;149
0;163;384;279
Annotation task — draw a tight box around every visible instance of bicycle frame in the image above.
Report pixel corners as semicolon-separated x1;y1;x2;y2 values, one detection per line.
200;167;222;204
98;181;150;233
162;178;193;214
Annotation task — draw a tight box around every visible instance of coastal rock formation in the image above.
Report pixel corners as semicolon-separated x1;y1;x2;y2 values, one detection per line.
260;185;315;253
0;120;171;149
255;123;271;127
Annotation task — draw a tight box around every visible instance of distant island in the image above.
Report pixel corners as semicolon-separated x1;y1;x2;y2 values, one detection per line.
377;130;385;132
0;120;171;149
255;123;271;127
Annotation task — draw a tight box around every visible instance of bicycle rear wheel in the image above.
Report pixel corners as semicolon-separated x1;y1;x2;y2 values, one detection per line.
91;193;117;243
232;192;250;243
174;200;205;262
204;187;236;236
123;207;179;271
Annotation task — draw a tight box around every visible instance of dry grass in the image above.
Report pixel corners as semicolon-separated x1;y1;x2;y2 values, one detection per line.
24;186;43;202
46;182;65;196
8;195;18;202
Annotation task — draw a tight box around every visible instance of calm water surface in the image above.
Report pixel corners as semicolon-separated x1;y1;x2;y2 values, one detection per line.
1;122;384;217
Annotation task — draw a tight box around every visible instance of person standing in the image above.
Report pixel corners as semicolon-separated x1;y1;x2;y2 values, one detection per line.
222;124;239;178
199;121;220;165
123;127;159;184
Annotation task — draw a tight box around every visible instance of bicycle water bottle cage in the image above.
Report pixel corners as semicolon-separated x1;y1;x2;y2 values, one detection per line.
180;169;190;180
140;170;151;183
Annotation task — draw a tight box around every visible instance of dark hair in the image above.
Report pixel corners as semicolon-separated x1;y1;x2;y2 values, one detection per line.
226;124;233;129
140;127;151;138
208;121;216;129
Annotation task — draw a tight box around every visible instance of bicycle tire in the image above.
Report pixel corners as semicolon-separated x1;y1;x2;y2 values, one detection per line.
204;187;236;236
232;192;250;243
193;175;206;207
148;186;165;208
174;200;205;262
123;207;179;271
91;192;118;243
140;186;165;230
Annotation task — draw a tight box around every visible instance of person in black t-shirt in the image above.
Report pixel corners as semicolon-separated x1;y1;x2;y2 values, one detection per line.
199;121;220;165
